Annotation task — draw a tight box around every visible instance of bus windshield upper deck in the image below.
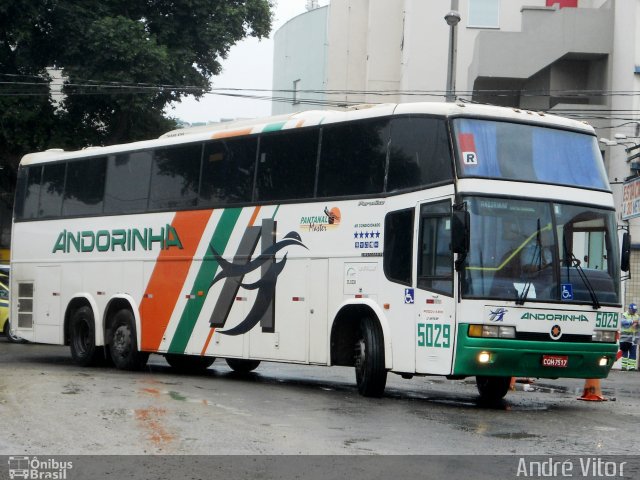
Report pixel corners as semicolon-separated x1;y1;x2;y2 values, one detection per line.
453;118;609;191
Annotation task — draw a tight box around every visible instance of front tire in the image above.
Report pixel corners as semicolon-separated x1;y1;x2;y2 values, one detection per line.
69;306;103;366
354;316;387;397
476;375;511;401
165;354;215;372
109;309;148;370
226;358;261;374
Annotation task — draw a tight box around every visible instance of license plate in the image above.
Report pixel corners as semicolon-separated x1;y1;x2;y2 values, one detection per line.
542;355;568;368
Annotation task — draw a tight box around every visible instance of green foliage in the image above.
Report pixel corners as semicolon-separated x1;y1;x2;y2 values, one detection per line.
0;0;273;176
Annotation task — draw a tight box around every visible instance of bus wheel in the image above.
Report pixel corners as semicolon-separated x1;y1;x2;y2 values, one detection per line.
4;320;27;344
109;309;149;371
69;306;102;366
475;376;511;401
354;316;387;397
226;358;261;374
165;354;215;372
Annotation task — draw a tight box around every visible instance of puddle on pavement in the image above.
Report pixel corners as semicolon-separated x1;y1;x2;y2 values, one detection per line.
490;432;541;440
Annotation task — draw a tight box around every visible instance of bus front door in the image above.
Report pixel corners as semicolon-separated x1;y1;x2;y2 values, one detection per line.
414;200;456;375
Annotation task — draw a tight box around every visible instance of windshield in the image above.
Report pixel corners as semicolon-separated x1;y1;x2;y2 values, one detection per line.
462;197;620;305
453;118;609;191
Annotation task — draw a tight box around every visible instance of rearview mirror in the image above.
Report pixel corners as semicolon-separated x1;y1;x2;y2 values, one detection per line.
621;232;631;272
451;209;470;254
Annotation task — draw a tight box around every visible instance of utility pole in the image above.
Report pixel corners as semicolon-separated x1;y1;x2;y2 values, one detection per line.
445;0;461;102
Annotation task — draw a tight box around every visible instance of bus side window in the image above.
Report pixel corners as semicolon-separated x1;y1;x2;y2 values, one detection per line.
417;201;453;296
105;151;153;214
149;144;202;210
39;163;66;218
14;166;42;220
383;208;414;286
387;117;453;192
200;138;257;206
255;128;318;201
62;156;107;216
317;119;388;198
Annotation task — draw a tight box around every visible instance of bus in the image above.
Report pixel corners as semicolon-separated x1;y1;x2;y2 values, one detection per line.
9;102;627;400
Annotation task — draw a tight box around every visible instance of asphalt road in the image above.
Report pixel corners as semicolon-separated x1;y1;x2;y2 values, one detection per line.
1;337;639;456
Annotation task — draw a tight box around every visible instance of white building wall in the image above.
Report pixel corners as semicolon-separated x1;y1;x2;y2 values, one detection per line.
325;0;370;105
272;6;329;115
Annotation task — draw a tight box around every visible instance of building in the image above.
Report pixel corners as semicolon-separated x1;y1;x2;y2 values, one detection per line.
272;0;640;302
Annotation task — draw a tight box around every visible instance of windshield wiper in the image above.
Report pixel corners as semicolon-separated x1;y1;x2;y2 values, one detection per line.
562;237;601;310
516;219;542;305
570;253;601;310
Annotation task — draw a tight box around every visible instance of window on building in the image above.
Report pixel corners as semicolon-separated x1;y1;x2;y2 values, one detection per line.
468;0;500;29
293;79;301;105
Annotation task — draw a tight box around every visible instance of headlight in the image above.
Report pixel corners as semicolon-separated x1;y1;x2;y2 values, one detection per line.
468;324;516;339
592;330;617;343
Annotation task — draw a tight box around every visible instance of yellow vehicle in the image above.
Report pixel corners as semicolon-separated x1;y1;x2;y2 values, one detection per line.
1;276;23;343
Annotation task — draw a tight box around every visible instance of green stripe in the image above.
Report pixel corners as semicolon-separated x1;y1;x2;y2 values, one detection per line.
262;121;286;133
168;208;242;354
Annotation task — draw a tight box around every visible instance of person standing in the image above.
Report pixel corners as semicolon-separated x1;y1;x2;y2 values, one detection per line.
620;303;639;371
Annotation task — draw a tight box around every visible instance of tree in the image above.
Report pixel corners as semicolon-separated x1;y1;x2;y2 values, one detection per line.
0;0;273;186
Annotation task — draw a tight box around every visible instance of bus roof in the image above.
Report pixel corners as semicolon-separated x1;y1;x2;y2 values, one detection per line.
19;102;595;166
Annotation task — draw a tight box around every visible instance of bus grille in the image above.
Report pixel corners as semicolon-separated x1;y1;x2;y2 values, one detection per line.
515;332;593;343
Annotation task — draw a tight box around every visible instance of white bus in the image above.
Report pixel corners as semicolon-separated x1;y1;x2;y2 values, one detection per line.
10;102;626;400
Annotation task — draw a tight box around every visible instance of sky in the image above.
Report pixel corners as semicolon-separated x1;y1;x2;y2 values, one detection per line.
165;0;330;124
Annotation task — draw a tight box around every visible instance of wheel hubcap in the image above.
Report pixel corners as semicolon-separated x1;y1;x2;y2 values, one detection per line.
112;326;131;357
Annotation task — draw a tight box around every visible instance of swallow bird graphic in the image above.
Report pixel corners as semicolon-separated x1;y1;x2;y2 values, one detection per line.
208;231;307;336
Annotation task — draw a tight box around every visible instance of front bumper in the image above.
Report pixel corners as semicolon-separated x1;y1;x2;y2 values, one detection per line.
453;326;617;379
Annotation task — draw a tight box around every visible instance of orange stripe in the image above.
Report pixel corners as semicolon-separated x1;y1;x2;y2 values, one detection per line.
212;128;253;140
200;328;216;357
140;210;213;351
295;119;305;128
199;206;261;357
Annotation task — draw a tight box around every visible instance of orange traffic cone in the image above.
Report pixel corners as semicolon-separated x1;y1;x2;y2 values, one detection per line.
577;378;607;402
509;377;516;391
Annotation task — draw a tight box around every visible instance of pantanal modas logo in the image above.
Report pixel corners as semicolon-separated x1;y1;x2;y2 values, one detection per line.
300;207;341;232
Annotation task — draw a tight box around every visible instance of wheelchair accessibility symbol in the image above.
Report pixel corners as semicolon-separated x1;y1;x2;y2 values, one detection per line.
404;289;415;304
561;284;573;301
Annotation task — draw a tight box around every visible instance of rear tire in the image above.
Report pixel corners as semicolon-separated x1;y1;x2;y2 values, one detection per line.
69;306;103;366
354;316;387;397
476;375;511;401
226;358;261;374
4;320;27;344
165;354;215;372
109;309;148;370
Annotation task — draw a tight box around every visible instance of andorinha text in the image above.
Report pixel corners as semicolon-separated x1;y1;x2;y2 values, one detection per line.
52;226;184;253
